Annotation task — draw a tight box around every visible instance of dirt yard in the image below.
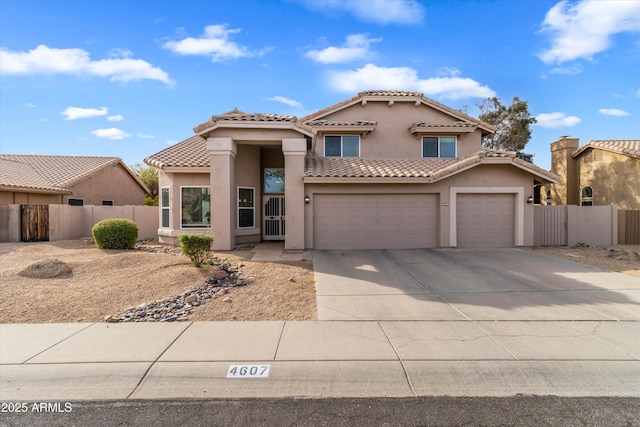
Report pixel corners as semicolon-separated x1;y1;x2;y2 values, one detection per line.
0;241;638;324
0;240;317;323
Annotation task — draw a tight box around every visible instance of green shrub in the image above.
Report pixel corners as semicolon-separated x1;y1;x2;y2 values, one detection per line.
92;218;139;250
179;234;213;267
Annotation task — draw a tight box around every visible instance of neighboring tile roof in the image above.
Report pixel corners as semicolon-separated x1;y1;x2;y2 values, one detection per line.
411;121;477;129
359;90;424;97
572;140;640;159
0;158;70;193
0;154;148;193
144;135;209;169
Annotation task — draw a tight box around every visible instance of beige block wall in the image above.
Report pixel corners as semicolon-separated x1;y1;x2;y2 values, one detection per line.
576;150;640;210
313;102;483;158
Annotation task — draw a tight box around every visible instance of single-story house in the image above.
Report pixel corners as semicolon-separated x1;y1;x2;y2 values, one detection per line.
548;137;640;209
144;90;557;251
0;155;149;206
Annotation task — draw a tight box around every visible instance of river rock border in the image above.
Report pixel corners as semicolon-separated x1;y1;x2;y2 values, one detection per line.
104;259;249;323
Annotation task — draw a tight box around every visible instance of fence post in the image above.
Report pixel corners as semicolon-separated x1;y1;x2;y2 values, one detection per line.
611;205;618;245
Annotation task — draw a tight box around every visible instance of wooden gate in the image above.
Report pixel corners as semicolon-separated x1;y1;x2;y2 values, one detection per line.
21;205;49;242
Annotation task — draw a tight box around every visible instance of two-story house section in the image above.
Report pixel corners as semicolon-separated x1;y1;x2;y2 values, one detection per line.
145;91;557;250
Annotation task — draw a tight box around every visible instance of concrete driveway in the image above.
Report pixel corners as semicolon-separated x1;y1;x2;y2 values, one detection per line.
313;248;640;321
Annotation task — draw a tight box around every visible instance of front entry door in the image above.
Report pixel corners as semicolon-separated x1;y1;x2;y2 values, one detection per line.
263;196;285;240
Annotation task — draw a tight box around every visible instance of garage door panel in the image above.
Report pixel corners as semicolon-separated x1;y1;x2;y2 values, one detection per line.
457;194;515;248
314;194;438;250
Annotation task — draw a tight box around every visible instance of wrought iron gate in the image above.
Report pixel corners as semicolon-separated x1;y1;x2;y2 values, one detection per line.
263;196;285;240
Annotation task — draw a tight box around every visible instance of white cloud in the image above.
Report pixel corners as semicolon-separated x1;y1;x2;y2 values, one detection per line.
91;128;131;140
137;133;155;139
0;45;172;84
636;89;640;98
538;0;640;63
535;112;582;128
327;64;495;100
61;106;108;120
549;64;583;75
23;102;36;108
599;108;630;117
302;0;424;25
163;24;265;61
305;34;381;64
106;114;123;122
267;96;303;108
108;48;133;58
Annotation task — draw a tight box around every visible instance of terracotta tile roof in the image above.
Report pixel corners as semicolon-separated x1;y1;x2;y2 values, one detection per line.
572;140;640;159
305;157;459;178
193;109;299;134
144;135;209;169
0;155;146;193
412;121;477;129
305;150;558;183
300;90;496;134
308;120;377;127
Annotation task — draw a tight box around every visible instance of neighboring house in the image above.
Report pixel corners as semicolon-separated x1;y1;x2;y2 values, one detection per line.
0;155;149;206
144;90;557;251
548;137;640;210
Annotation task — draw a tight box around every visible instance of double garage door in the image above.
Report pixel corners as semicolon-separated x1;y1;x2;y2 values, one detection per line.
313;193;515;250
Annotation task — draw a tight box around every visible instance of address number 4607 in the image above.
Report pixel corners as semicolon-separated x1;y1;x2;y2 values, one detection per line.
226;364;270;378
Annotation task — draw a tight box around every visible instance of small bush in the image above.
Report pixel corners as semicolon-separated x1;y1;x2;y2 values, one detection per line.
92;218;139;250
179;234;213;267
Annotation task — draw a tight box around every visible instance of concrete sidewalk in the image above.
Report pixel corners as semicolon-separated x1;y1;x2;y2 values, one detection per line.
1;320;639;401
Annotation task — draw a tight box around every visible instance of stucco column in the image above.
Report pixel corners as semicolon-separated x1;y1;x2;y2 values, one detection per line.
207;137;237;250
282;138;307;251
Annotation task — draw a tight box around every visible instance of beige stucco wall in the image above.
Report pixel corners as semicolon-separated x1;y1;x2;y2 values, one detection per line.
576;149;640;210
64;163;146;206
303;164;534;249
157;171;211;245
312;101;483;159
0;191;64;205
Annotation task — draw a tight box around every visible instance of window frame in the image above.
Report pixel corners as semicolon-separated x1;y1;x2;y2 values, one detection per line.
421;136;457;158
581;186;594;206
237;187;256;229
68;198;84;206
545;189;552;206
160;187;170;228
264;168;285;194
323;135;360;157
180;186;211;229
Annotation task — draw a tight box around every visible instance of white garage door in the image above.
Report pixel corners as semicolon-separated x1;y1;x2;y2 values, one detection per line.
314;194;438;250
457;193;515;248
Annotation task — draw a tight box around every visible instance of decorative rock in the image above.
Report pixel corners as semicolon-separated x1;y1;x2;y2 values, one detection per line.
223;297;232;303
18;258;72;278
185;295;197;304
213;270;228;280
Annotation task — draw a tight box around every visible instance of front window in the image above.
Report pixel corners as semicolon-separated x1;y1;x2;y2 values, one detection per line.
181;187;210;228
324;135;360;157
238;187;255;228
265;168;285;193
422;136;456;158
581;186;593;206
101;200;114;206
161;187;170;228
68;198;83;206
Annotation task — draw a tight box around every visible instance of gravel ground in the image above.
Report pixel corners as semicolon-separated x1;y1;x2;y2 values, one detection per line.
0;240;637;324
0;240;317;324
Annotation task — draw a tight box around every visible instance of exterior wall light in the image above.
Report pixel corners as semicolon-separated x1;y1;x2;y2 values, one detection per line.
304;195;310;204
527;195;534;204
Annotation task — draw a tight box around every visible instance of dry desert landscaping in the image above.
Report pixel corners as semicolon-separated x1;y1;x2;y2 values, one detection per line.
0;240;638;324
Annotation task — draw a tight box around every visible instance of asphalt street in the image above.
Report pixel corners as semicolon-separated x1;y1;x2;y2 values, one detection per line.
1;397;639;427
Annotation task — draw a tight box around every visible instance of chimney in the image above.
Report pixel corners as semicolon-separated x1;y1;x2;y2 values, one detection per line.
550;136;580;205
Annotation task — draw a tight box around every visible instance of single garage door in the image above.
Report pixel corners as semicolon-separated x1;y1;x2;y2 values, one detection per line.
314;194;438;250
457;193;515;248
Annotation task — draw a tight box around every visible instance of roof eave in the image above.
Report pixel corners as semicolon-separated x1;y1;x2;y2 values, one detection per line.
195;121;314;138
303;177;432;184
0;185;72;195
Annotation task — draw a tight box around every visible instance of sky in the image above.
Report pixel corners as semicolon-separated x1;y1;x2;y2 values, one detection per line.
1;0;639;170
